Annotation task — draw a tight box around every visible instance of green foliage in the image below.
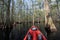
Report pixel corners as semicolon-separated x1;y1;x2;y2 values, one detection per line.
51;4;57;9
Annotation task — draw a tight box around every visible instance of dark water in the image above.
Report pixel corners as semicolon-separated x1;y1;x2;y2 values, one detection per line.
47;22;60;40
0;22;60;40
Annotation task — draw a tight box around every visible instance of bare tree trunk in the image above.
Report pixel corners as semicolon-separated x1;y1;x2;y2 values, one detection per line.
44;0;57;32
44;0;50;26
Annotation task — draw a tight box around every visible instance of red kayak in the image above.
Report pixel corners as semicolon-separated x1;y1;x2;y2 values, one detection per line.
24;26;47;40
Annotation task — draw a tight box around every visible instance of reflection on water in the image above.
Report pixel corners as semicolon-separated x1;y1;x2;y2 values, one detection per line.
0;22;60;40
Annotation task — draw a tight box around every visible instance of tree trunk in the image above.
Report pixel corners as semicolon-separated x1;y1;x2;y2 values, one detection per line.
6;0;11;26
44;0;50;26
56;0;60;17
44;0;57;32
0;0;4;23
11;0;14;24
5;0;11;40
